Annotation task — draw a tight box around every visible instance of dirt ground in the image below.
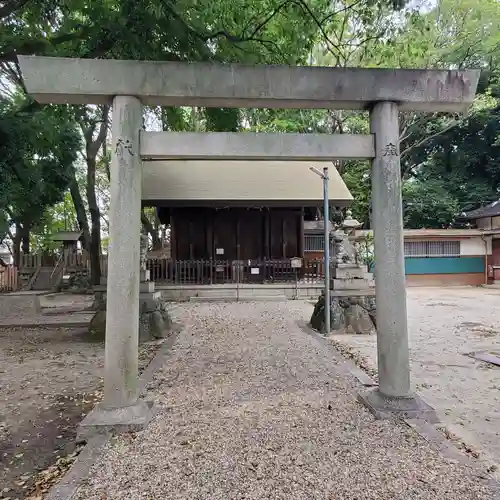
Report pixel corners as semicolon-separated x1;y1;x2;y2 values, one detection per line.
0;294;163;500
327;287;500;473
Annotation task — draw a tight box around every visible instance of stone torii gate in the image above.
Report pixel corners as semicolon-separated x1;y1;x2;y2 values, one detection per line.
18;56;479;433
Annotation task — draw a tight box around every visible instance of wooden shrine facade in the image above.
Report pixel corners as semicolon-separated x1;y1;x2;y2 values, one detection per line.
161;207;307;261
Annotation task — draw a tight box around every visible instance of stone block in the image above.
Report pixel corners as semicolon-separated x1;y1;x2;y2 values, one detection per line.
345;303;376;335
88;290;172;343
310;293;376;334
336;263;366;269
358;388;438;423
139;313;152;342
139;308;172;342
139;269;150;282
92;291;106;311
140;281;155;293
332;278;374;290
140;293;172;341
330;298;346;330
0;294;42;321
77;400;155;441
67;270;91;292
139;290;162;301
332;266;365;279
140;293;162;312
87;310;106;341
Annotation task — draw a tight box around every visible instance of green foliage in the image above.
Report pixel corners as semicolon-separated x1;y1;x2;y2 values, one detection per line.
341;0;500;229
1;0;497;240
402;179;460;228
0;97;81;241
343;162;372;227
357;232;374;268
30;192;79;253
205;108;240;132
403;97;500;225
160;107;192;131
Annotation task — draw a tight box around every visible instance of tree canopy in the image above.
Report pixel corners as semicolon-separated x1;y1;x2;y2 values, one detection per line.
0;0;498;274
0;97;80;259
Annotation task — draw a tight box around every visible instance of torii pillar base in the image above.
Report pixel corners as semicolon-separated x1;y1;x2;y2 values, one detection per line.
358;388;438;423
77;400;155;441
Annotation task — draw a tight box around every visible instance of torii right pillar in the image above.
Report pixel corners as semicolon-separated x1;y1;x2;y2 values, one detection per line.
359;101;437;421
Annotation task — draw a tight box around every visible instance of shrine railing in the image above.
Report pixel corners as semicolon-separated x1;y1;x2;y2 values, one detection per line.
0;265;19;293
146;258;326;285
20;251;108;272
17;253;329;286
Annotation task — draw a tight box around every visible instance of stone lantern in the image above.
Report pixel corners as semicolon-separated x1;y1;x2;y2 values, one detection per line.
310;209;376;335
342;210;362;235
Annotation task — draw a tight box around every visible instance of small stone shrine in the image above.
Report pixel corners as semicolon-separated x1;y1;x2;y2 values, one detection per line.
89;233;172;341
310;211;376;334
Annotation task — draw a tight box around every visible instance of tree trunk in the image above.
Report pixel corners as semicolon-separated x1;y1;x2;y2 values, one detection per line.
69;174;91;250
13;228;21;268
77;105;109;287
141;210;161;250
19;224;29;254
86;156;101;285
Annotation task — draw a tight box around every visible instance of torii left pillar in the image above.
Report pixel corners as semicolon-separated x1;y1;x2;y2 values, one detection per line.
79;96;154;439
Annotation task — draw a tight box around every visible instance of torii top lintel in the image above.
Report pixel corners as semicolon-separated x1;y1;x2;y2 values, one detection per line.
18;56;479;112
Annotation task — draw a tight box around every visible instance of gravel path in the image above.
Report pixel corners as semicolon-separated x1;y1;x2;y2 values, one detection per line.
75;301;496;500
329;287;500;470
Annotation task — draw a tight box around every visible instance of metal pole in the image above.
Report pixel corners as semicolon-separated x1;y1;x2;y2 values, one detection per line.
236;243;240;302
323;167;330;334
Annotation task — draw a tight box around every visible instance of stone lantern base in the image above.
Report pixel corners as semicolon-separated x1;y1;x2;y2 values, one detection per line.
310;289;376;335
90;277;172;342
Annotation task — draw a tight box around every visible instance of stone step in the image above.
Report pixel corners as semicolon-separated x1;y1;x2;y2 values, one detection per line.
189;287;287;298
330;289;376;297
31;267;55;290
189;295;287;302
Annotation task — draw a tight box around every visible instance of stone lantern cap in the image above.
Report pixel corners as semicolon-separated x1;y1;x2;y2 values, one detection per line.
342;210;362;231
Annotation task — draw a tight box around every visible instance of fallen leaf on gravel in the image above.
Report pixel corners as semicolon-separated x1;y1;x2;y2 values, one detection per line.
329;339;378;380
24;445;84;499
